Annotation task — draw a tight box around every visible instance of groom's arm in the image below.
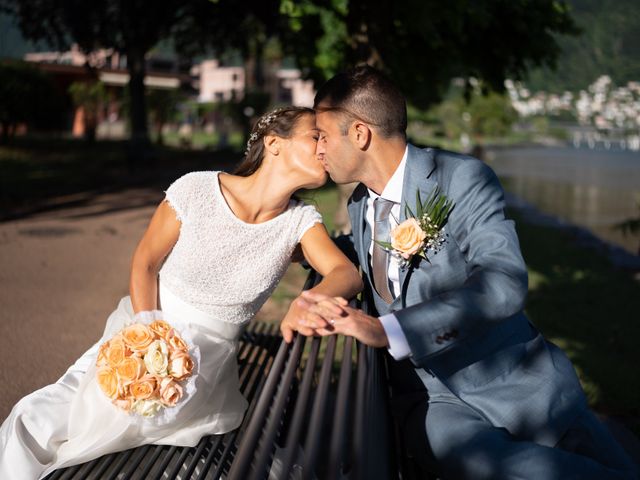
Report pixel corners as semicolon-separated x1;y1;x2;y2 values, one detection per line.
392;158;528;364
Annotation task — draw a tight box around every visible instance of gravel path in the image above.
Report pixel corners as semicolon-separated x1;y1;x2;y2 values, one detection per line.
0;188;162;421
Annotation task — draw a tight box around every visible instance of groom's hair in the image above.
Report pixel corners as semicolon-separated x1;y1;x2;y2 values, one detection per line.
314;65;407;139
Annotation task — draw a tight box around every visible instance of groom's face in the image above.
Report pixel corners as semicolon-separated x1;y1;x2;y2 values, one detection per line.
315;109;359;184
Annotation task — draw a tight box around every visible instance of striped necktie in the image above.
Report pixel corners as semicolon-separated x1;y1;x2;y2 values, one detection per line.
372;197;395;304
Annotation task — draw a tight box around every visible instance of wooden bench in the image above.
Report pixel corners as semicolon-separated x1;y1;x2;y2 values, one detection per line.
45;267;430;479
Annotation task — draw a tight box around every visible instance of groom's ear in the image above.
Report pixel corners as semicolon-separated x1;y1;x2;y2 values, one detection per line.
351;122;372;150
263;134;280;156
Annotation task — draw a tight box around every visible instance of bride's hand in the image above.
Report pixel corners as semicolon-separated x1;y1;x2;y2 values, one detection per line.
280;294;347;342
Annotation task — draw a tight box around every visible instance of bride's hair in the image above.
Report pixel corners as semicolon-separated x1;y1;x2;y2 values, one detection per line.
234;106;315;177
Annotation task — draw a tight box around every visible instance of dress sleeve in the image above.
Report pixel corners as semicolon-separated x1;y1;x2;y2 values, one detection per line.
295;203;324;243
164;173;194;222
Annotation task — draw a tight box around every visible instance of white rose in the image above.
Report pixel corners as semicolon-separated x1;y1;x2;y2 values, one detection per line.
131;399;163;417
144;340;169;377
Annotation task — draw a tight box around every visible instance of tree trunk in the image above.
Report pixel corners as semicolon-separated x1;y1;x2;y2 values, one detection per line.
1;122;8;144
126;47;150;166
156;121;164;146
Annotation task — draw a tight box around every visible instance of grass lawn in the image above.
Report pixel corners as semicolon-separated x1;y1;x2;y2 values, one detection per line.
0;137;241;217
512;210;640;421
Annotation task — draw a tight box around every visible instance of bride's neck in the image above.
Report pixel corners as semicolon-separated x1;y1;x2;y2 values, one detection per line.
221;163;299;222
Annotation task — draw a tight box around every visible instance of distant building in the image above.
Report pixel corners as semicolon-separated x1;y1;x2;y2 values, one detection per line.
23;44;191;138
192;59;315;107
274;68;315;107
23;44;316;138
192;60;244;103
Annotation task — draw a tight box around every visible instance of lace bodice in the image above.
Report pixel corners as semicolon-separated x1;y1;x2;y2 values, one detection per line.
158;171;322;324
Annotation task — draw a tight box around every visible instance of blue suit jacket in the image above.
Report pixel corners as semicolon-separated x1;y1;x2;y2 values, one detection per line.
347;144;586;447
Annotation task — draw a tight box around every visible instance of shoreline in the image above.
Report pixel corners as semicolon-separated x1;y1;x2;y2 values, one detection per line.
505;191;640;273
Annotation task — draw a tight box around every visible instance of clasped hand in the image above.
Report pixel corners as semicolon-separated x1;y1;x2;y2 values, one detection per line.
280;291;389;348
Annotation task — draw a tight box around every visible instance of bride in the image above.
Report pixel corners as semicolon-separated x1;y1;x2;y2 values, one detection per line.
0;106;363;479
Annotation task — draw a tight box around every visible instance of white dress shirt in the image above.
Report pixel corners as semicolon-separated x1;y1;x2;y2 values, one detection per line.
365;147;412;360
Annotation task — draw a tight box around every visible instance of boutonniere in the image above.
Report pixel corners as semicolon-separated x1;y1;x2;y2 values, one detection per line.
376;188;455;268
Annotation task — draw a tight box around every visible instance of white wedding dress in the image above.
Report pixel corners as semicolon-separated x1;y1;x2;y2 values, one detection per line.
0;171;322;480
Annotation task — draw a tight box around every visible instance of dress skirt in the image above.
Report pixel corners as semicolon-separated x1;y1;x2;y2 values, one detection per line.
0;284;249;479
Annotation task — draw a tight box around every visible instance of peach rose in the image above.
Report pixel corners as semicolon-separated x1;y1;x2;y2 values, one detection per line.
96;341;109;367
149;320;172;339
158;377;183;407
144;340;170;377
129;375;157;400
115;355;146;385
131;399;163;417
168;350;194;380
112;397;132;412
103;336;130;368
167;331;188;352
121;324;154;352
391;218;427;259
96;366;120;399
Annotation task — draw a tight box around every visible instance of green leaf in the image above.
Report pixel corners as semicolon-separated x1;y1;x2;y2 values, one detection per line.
416;190;424;219
374;240;394;250
404;203;415;220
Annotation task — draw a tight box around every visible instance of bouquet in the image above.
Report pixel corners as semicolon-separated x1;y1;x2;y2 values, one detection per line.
95;318;196;418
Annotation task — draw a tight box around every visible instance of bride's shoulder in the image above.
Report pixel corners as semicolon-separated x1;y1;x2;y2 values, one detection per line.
288;199;323;230
164;171;219;221
289;198;318;213
168;170;218;188
166;171;219;196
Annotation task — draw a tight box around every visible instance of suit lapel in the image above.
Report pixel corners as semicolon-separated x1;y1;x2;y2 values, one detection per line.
347;183;371;278
395;145;439;305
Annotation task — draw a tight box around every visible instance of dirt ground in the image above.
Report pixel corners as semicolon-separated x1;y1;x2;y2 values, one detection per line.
0;189;163;421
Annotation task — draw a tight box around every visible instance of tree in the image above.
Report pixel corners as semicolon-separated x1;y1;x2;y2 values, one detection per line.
68;81;107;142
147;88;182;145
0;61;64;143
0;0;237;154
526;0;640;92
280;0;578;109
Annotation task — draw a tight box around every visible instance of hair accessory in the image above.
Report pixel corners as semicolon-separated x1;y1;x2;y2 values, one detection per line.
244;107;287;156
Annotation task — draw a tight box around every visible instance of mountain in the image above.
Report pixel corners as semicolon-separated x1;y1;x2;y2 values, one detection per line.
0;13;53;59
525;0;640;92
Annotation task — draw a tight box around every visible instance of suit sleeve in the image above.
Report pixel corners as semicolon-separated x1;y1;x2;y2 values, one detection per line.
394;159;529;364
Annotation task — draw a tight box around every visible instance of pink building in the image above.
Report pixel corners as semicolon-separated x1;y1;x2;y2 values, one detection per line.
193;59;315;107
192;60;245;102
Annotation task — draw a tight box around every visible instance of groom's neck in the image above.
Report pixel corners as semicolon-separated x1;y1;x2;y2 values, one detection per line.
360;137;407;195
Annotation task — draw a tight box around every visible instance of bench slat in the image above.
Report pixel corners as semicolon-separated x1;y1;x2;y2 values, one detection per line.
328;335;355;477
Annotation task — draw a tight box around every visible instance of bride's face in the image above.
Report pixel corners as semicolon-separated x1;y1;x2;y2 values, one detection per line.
282;114;327;189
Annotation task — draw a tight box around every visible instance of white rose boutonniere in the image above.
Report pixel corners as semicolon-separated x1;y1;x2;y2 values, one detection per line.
376;187;455;267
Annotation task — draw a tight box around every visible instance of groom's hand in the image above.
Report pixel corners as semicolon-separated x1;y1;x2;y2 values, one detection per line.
301;291;390;348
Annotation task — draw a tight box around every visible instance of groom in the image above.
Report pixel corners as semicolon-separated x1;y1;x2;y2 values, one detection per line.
298;66;636;479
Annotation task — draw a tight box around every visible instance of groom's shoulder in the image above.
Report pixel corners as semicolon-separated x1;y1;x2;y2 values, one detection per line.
407;143;480;174
429;146;480;170
414;145;496;182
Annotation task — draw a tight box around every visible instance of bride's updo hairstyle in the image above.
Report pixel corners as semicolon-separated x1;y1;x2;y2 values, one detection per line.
234;106;315;177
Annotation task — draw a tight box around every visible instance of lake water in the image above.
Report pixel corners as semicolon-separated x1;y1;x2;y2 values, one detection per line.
485;146;640;256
